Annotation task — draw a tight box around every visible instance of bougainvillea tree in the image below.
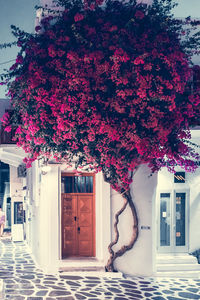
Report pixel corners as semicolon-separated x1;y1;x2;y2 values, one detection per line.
1;0;200;271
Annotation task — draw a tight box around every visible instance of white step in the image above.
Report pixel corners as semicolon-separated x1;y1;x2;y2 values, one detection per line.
58;258;106;273
59;266;105;272
157;263;200;272
59;271;123;278
157;254;197;265
156;270;200;278
156;254;200;278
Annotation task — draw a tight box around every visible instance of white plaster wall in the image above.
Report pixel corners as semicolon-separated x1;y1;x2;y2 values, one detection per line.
111;164;157;276
95;172;111;264
25;163;60;273
28;162;40;266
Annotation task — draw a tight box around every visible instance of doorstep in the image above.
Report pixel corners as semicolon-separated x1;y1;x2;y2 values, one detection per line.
58;257;105;272
58;257;123;278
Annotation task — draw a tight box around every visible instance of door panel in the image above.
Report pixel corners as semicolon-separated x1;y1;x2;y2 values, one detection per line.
175;193;186;247
77;195;93;256
160;193;171;247
158;190;188;253
61;174;95;258
62;194;77;257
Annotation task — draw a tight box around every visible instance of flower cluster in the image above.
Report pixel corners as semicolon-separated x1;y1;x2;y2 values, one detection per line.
1;0;200;192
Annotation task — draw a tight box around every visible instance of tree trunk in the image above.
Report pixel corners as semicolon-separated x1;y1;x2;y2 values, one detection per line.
105;189;139;272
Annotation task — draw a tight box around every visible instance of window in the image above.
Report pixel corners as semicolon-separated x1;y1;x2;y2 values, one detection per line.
61;175;93;193
174;172;185;183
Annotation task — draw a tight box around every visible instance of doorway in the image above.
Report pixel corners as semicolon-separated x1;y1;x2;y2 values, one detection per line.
158;190;189;253
61;173;95;258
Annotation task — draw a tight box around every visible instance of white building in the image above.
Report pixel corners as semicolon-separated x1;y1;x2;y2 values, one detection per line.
0;0;200;278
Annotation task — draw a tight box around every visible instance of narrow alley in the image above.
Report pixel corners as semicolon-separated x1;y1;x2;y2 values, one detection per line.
0;236;199;300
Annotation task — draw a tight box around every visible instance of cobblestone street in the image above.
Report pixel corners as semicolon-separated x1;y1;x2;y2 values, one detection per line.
0;237;200;299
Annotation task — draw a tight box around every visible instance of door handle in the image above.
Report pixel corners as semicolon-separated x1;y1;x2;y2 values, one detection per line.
74;216;77;221
77;227;80;233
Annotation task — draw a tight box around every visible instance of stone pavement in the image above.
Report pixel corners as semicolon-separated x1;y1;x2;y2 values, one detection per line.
0;237;200;300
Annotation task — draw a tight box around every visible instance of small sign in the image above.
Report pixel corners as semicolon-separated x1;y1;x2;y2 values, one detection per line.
162;212;167;218
141;226;151;230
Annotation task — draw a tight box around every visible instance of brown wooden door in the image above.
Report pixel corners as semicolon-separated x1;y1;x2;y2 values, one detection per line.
61;174;95;258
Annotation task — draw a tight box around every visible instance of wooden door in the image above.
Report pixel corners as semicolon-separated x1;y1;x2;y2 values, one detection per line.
61;174;95;258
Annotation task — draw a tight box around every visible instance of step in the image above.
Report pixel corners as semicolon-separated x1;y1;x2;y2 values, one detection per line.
155;270;200;278
58;258;106;273
59;266;105;272
157;263;200;272
59;271;123;279
156;254;197;265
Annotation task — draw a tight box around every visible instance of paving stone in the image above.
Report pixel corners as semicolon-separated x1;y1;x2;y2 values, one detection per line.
46;284;67;290
56;297;75;300
49;290;71;296
36;290;49;296
20;275;35;279
139;280;151;284
162;290;175;295
5;296;25;300
20;289;35;295
75;294;87;299
187;288;199;293
66;280;81;286
35;284;48;289
145;292;153;297
120;283;138;289
60;275;83;280
5;289;20;294
27;298;43;300
178;292;200;299
107;287;122;293
167;297;187;300
125;292;144;298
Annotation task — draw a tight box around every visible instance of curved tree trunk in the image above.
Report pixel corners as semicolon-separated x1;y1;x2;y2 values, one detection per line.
105;189;139;272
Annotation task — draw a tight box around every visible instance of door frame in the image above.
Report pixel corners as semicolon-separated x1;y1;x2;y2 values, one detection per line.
157;188;189;254
61;172;96;258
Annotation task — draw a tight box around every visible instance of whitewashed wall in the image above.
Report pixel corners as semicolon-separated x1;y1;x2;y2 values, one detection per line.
26;163;60;273
111;165;157;276
25;163;41;266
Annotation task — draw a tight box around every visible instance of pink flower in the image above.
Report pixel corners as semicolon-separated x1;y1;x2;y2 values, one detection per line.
1;112;10;125
4;125;12;133
35;26;42;32
133;57;145;65
15;127;22;135
74;13;84;22
48;45;57;57
109;26;117;32
16;55;23;64
135;10;145;20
